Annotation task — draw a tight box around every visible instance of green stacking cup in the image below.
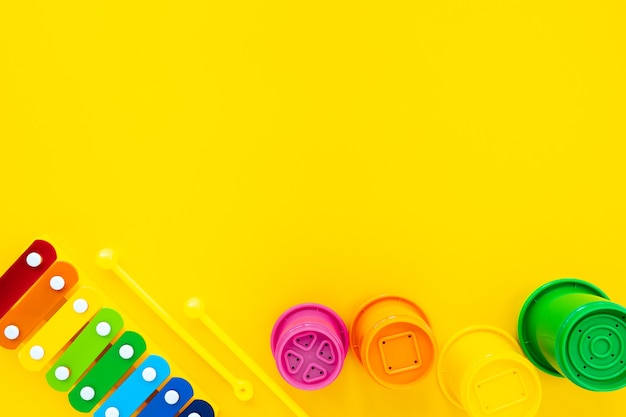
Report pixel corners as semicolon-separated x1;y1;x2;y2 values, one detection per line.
518;278;626;391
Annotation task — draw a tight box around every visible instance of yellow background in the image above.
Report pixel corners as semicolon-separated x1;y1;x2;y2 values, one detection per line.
1;1;625;416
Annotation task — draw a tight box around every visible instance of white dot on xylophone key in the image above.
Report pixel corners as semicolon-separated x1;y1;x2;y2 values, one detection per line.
96;322;112;337
80;386;96;401
55;366;70;381
30;345;45;360
164;390;180;405
26;252;43;268
73;299;89;314
4;325;19;340
119;344;134;360
49;276;66;291
142;367;157;382
105;406;120;417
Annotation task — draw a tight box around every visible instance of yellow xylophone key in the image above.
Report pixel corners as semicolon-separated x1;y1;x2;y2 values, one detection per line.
18;287;102;372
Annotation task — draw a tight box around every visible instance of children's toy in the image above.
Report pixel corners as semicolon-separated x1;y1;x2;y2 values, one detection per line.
98;248;311;417
19;286;103;372
518;278;626;391
186;297;311;417
350;295;436;388
0;240;216;417
0;261;79;350
271;303;349;389
0;240;57;319
96;248;254;401
437;326;542;417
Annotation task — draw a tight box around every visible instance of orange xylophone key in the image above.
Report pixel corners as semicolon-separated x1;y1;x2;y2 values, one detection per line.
0;261;79;349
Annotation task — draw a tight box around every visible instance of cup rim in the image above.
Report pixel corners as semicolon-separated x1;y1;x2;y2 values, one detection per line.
271;303;348;355
517;279;608;376
350;295;430;360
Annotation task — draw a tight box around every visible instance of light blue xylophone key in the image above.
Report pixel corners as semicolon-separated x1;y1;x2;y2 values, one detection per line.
94;354;171;417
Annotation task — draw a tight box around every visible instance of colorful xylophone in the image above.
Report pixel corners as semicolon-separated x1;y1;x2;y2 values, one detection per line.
0;239;216;417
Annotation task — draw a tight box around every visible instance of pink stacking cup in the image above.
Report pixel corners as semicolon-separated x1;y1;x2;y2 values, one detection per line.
271;304;349;390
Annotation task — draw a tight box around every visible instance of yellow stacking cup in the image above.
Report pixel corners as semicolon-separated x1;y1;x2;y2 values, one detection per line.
350;295;437;388
438;326;541;417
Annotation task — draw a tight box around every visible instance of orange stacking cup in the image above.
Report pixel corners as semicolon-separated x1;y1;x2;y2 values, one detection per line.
350;295;437;388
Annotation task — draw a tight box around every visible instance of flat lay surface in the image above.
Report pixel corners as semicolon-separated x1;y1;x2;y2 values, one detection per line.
1;1;626;416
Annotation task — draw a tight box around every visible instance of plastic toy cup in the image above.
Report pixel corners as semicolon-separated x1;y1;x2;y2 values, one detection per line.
271;303;349;390
438;326;542;417
350;296;436;388
518;278;626;391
